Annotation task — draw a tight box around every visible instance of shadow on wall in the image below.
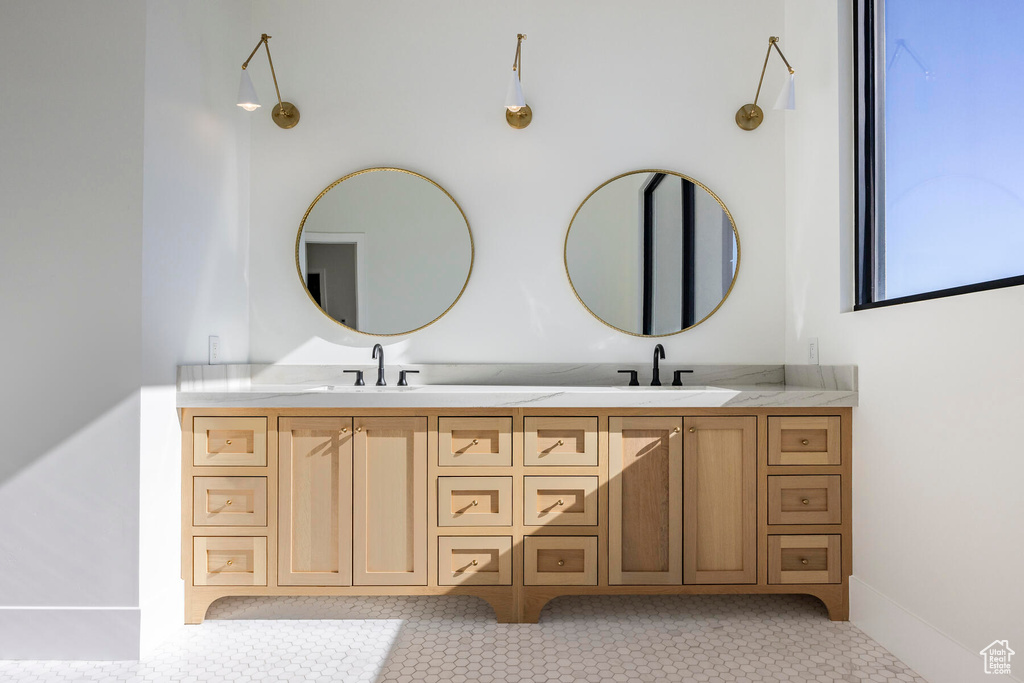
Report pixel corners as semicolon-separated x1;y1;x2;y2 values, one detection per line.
0;392;141;606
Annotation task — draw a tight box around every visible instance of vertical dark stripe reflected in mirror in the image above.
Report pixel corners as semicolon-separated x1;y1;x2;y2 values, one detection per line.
641;173;665;336
681;178;696;330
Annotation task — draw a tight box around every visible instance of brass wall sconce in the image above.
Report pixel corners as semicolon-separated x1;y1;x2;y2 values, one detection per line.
237;33;300;129
735;36;796;131
504;33;532;129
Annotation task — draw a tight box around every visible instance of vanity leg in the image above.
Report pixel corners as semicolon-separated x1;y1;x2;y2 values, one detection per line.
814;585;849;621
185;591;219;625
519;592;554;624
481;594;518;624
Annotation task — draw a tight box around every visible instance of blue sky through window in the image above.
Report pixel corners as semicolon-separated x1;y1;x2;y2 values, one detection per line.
882;0;1024;299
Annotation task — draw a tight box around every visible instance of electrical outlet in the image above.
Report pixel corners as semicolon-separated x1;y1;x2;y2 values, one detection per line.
808;337;819;365
209;336;220;365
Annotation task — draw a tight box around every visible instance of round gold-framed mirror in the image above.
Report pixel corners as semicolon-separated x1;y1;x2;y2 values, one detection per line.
564;170;739;337
295;168;473;336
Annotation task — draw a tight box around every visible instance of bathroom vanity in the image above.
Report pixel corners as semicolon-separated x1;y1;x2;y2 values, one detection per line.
179;364;855;624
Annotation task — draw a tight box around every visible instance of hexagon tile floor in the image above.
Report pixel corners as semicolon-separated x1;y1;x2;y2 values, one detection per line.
0;594;926;682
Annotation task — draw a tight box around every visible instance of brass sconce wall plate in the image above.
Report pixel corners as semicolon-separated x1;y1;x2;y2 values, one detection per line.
506;104;533;129
272;102;300;129
735;103;763;131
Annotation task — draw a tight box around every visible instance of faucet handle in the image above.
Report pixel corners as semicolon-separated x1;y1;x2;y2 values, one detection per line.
617;370;639;387
672;369;694;387
398;370;419;387
343;370;365;386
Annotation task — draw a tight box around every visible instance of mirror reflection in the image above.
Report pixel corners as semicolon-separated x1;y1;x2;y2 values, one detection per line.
296;168;473;335
565;170;739;336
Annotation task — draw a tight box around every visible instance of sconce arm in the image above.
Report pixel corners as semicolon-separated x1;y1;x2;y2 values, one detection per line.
512;33;526;77
751;36;794;110
241;34;286;113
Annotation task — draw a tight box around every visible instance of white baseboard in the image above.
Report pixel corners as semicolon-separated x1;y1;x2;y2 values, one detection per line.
0;606;140;660
850;577;1021;683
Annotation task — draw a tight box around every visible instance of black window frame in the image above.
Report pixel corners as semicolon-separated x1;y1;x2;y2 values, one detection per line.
853;0;1024;311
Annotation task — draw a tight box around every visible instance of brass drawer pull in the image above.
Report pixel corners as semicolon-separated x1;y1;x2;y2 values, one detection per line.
225;439;232;445
556;440;564;446
226;559;234;566
688;427;695;433
801;558;809;565
472;439;479;445
471;500;479;507
557;560;565;567
801;439;810;445
356;427;362;432
226;500;233;506
801;499;810;505
471;559;479;566
341;427;348;433
556;499;564;506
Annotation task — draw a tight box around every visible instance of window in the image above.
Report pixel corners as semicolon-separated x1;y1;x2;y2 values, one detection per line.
855;0;1024;309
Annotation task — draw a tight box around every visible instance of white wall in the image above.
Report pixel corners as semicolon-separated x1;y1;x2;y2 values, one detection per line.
248;0;789;364
140;0;252;655
0;0;147;659
784;2;1024;681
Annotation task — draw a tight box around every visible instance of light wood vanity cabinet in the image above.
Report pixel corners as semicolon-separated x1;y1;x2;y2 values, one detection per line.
181;407;851;624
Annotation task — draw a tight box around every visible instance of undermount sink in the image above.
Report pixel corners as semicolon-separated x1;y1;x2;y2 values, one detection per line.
301;384;727;393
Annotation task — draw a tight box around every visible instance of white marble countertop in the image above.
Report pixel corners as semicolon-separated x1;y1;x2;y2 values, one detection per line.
177;364;857;409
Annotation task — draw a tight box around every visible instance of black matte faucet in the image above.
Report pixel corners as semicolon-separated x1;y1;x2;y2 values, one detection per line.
372;344;386;386
652;344;666;386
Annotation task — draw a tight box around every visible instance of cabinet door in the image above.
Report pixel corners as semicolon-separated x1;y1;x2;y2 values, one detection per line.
683;416;757;584
353;417;428;585
609;417;682;585
279;417;352;586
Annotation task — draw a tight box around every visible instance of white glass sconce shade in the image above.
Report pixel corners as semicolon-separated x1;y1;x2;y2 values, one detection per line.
505;69;526;112
237;69;261;111
774;72;796;111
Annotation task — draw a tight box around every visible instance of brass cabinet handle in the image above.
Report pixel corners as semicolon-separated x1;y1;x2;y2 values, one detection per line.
356;427;362;432
556;440;564;446
472;439;479;445
801;558;809;565
556;499;564;506
226;559;234;566
801;439;810;445
341;427;348;433
673;427;681;433
557;560;565;566
471;500;479;507
471;560;478;566
226;500;233;506
225;439;232;445
688;427;695;433
801;499;810;505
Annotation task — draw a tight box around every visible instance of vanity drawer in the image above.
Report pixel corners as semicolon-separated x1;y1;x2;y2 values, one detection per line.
768;475;841;525
193;477;267;527
768;416;840;465
438;417;512;467
193;417;267;467
524;417;598;466
438;477;513;527
768;535;841;584
524;536;598;586
193;536;267;586
438;536;512;586
523;476;598;526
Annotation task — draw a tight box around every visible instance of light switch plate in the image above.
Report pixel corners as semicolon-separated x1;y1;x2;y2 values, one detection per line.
808;337;819;365
209;336;220;364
